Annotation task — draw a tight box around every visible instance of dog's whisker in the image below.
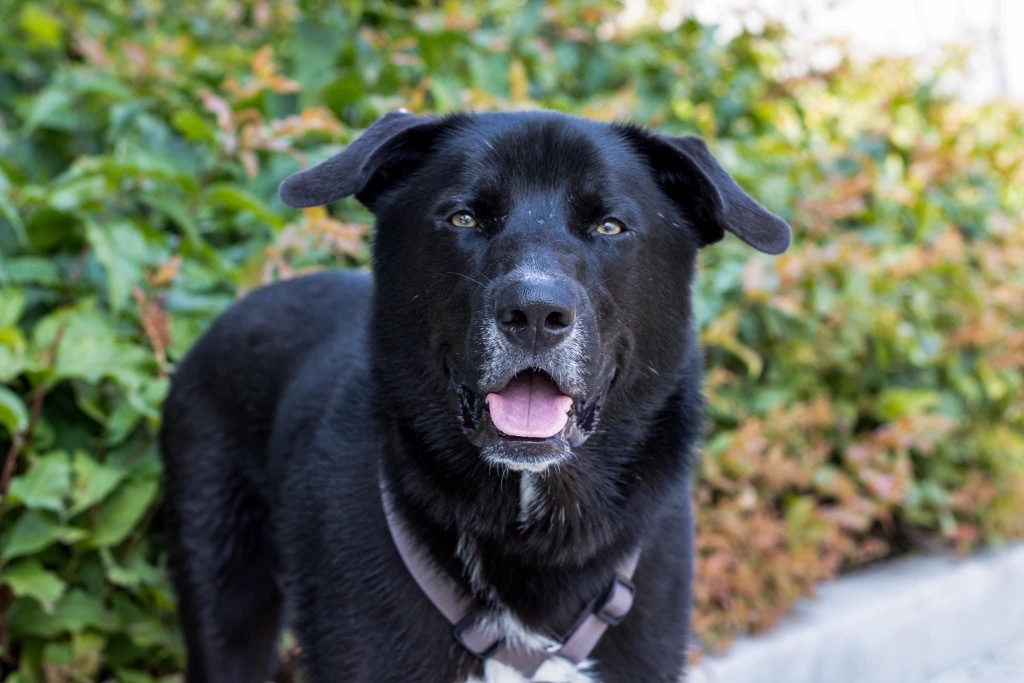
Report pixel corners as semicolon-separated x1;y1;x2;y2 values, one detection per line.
444;271;489;288
585;275;624;292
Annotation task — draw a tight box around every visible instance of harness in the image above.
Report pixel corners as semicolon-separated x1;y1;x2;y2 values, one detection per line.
380;478;640;679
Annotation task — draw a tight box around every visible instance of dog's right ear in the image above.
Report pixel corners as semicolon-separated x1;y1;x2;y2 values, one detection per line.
618;125;791;254
279;110;441;210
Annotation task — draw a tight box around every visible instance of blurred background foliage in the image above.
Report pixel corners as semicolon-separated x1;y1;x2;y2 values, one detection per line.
0;0;1022;679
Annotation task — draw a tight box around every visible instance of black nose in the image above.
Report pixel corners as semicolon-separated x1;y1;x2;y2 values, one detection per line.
495;279;578;350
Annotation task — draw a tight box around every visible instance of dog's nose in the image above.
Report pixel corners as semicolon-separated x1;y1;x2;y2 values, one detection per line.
495;280;577;350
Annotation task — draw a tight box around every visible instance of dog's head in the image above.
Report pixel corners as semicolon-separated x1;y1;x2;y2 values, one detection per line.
280;111;789;473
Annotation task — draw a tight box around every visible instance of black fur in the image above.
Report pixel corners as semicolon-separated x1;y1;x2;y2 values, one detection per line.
160;110;789;683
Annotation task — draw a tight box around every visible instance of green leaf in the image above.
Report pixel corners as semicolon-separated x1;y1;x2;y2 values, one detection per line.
70;450;126;515
42;641;73;674
784;494;828;546
125;375;169;421
31;302;115;382
85;219;147;312
110;591;180;651
171;109;217;142
7;451;71;512
1;510;83;561
0;385;29;435
70;630;106;679
18;5;63;49
139;191;203;245
103;399;142;446
0;290;29;384
87;477;159;547
0;327;28;382
21;85;75;134
0;560;67;613
47;174;108;212
113;671;158;683
0;287;25;327
876;388;944;421
0;168;27;244
7;596;64;638
10;588;121;638
204;184;285;228
31;301;151;384
0;256;61;286
100;547;162;589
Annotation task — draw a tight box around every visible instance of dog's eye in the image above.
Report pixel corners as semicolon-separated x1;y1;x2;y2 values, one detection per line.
449;212;478;228
596;219;625;236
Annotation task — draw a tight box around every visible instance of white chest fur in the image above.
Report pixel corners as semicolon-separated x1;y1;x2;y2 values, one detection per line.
460;656;598;683
454;609;599;683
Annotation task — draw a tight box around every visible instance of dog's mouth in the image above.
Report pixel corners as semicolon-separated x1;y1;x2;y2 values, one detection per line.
451;366;607;471
485;371;573;439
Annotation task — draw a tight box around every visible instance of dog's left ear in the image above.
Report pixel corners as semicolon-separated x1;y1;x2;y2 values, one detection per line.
625;129;791;254
279;110;441;209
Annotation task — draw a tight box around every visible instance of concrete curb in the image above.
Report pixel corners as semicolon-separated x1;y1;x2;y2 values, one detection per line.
927;638;1024;683
687;545;1024;683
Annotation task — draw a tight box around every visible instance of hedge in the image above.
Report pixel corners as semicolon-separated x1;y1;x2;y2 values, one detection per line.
0;0;1022;679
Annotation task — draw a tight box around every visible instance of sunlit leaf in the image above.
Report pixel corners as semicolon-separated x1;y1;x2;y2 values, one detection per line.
85;220;148;312
0;560;67;613
0;385;29;435
7;451;71;512
18;5;63;49
2;511;83;561
87;477;159;548
70;451;126;516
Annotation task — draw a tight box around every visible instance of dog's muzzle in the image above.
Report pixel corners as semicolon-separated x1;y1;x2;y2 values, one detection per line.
446;271;610;470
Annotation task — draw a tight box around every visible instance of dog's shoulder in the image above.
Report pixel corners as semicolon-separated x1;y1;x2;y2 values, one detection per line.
163;269;375;467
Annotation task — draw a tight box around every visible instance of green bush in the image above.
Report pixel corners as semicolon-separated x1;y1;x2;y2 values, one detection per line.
0;0;1021;678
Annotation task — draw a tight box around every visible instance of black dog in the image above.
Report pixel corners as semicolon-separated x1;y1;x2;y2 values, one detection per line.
160;110;789;683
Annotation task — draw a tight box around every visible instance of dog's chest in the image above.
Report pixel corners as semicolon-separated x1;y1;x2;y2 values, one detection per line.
460;657;598;683
455;480;599;683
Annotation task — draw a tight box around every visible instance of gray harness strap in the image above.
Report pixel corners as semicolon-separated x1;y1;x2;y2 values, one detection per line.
380;477;640;679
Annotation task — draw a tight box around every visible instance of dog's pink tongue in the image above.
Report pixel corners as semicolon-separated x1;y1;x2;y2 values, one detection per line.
486;373;573;438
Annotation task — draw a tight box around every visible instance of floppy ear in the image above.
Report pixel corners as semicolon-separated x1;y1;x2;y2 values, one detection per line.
279;110;441;209
624;129;791;254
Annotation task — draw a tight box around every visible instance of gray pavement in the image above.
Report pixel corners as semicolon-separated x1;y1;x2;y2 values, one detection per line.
688;545;1024;683
927;638;1024;683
